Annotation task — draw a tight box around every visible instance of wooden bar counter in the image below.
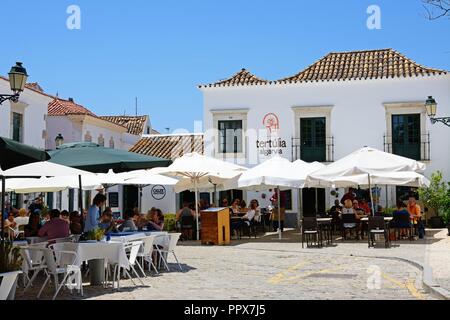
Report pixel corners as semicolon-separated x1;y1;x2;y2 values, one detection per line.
200;207;230;245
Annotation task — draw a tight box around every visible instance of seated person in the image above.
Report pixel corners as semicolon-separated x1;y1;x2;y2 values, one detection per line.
240;200;247;212
14;208;29;227
341;199;365;239
60;210;70;224
69;211;83;235
136;213;149;230
38;209;70;240
392;200;411;237
250;199;261;222
118;209;138;232
230;199;241;216
329;199;343;214
374;205;385;217
98;208;118;233
146;209;165;231
24;210;42;237
4;212;18;238
359;199;371;215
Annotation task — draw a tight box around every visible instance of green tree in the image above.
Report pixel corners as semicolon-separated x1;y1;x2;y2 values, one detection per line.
418;171;450;223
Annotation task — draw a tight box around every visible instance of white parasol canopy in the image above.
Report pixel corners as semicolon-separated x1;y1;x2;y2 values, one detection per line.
223;156;322;239
157;153;246;240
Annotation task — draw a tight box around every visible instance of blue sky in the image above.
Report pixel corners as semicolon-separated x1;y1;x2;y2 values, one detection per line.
1;0;449;133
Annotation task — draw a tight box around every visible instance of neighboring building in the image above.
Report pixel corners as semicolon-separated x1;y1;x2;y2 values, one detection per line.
199;49;450;226
0;78;53;149
130;133;204;214
99;115;152;150
46;97;128;150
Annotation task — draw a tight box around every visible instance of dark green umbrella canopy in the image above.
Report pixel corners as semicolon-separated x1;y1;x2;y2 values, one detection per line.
0;136;50;170
48;142;171;173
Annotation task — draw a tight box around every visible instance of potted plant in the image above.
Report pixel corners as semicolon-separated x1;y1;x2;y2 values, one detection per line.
0;240;23;300
84;228;105;241
418;171;448;229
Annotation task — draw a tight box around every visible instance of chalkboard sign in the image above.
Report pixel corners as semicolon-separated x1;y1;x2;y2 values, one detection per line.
108;192;119;208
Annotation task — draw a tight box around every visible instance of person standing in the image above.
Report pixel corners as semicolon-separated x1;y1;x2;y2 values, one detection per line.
270;188;286;232
84;193;107;233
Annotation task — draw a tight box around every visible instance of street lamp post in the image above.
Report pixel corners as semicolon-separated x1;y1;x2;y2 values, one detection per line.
425;96;450;127
55;134;64;148
0;62;28;105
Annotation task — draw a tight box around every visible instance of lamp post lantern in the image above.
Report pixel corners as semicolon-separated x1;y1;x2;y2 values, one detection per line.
425;96;450;127
0;62;28;105
55;134;64;148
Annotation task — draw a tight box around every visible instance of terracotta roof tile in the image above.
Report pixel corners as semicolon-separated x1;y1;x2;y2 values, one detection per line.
25;82;44;92
199;68;268;88
99;115;148;135
130;134;204;160
48;98;97;117
200;49;447;88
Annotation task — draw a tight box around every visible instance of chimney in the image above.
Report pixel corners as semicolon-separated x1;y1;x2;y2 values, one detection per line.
68;97;74;102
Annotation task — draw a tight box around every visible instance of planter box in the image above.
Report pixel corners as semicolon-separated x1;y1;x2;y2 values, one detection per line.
430;216;444;229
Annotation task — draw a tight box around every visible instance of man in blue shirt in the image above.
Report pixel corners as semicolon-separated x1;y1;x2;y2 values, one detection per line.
84;193;107;232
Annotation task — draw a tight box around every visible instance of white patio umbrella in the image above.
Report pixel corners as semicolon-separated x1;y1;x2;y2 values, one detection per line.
157;153;246;240
305;147;428;213
1;161;94;235
223;157;320;239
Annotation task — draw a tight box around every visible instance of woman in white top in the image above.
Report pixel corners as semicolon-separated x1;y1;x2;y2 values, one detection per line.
242;200;260;226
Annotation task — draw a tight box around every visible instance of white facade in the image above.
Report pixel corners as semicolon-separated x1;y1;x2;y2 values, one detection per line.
46;115;126;151
201;74;450;225
0;79;52;149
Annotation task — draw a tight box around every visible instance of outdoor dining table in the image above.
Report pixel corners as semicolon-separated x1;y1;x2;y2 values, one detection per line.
52;241;129;287
109;231;169;247
316;218;333;245
359;217;394;240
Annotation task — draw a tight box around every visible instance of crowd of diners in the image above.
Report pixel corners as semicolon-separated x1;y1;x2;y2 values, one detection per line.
2;193;166;241
175;189;287;240
328;187;424;240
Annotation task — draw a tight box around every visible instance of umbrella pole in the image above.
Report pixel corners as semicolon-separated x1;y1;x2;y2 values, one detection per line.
368;174;375;216
1;176;5;240
194;178;200;241
78;175;84;226
277;187;282;240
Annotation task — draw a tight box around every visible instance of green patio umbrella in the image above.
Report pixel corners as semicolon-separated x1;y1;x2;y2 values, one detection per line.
48;142;171;173
0;136;50;170
0;136;50;239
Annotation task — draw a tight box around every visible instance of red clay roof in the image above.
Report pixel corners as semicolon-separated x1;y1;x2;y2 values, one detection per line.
48;98;97;117
130;134;204;160
99;115;148;135
199;49;448;88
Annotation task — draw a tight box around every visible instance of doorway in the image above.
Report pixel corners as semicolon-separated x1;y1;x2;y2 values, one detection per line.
123;185;139;212
302;188;325;217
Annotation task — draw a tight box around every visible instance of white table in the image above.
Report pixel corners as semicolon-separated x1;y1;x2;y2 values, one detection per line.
360;217;393;222
109;231;169;248
52;242;129;270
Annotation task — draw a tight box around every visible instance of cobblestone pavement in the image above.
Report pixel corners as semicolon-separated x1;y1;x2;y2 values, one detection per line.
17;233;440;300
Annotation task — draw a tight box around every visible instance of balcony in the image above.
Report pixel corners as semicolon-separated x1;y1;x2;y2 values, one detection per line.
291;136;334;162
383;133;430;161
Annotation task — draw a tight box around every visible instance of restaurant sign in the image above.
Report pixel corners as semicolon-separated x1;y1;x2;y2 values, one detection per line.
151;185;166;200
256;113;287;156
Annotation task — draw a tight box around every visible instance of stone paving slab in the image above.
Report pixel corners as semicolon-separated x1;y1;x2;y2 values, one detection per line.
16;239;439;300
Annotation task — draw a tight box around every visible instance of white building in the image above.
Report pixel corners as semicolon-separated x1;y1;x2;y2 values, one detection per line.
199;49;450;226
130;133;204;214
0;79;53;149
0;79;54;209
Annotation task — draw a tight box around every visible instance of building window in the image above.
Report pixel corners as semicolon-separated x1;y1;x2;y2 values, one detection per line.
11;112;23;142
84;131;92;142
98;134;105;147
56;191;62;210
392;114;421;160
218;120;243;154
109;137;115;149
300;117;326;162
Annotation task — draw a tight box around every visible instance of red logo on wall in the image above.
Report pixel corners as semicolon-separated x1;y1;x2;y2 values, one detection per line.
263;113;280;133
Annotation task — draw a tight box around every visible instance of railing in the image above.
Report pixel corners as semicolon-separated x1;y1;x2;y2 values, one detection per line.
291;136;334;162
383;133;430;161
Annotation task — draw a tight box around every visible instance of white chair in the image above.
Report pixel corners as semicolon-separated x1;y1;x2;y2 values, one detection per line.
111;241;145;290
0;271;22;300
136;235;158;276
37;247;83;300
156;233;183;272
21;243;48;291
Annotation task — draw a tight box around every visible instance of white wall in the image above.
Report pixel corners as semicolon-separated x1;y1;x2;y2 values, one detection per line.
0;79;51;149
141;184;177;215
46;116;82;149
201;74;450;216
